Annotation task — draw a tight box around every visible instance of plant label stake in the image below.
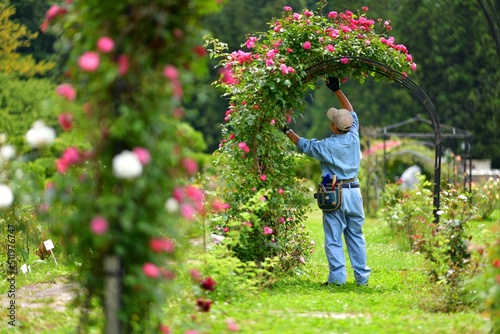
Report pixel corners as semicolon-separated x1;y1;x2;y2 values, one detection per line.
44;239;58;266
20;263;30;280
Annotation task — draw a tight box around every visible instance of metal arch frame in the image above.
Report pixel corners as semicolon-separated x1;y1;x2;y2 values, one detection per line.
370;115;473;192
303;56;442;221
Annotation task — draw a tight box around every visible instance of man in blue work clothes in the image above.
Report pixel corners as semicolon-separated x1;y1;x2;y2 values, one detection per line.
282;77;371;286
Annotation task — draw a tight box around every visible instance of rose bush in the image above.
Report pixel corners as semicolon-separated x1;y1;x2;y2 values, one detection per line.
206;5;416;271
40;0;224;332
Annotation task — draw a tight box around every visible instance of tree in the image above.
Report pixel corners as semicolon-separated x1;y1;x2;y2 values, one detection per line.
0;1;54;76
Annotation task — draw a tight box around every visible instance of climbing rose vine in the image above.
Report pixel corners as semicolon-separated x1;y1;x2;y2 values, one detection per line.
206;6;416;271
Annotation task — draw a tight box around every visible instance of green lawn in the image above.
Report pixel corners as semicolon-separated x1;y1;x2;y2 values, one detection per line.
201;210;491;334
1;209;495;333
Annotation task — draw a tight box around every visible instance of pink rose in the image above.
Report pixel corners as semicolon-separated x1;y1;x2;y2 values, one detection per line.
150;237;175;253
340;57;349;64
90;216;108;235
56;83;76;101
238;142;250;153
303;41;311;50
180;203;197;220
184;185;205;202
260;174;267;181
97;36;115;53
78;52;100;72
182;158;198;175
328;11;337;19
327;44;335;52
264;226;273;235
159;325;170;334
163;65;179;80
45;5;60;20
58;112;73;131
132;147;151;165
143;263;160;278
283;6;292;11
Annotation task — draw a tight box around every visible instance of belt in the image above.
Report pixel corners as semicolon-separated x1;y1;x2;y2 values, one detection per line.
325;181;360;189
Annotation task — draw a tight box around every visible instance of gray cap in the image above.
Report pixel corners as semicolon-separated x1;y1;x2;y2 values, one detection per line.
326;108;353;131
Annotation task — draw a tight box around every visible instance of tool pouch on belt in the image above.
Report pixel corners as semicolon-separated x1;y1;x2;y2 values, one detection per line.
314;175;342;211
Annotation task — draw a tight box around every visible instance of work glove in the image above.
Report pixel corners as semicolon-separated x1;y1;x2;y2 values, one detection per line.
325;76;340;92
282;125;290;134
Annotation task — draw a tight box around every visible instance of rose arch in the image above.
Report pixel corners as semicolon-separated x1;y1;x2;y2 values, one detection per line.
207;6;442;270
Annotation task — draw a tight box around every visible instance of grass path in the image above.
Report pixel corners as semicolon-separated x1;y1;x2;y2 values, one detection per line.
206;210;490;334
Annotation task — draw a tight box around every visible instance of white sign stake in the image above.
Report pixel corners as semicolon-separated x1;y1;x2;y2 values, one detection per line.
44;239;58;266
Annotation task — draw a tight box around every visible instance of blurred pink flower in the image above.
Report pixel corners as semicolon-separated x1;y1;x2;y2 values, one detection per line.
45;5;61;20
264;226;273;235
143;263;160;278
97;36;115;53
328;11;337;19
132;147;151;165
340;57;349;64
278;188;284;194
150;237;175;253
159;325;171;334
56;83;76;101
190;268;202;281
327;44;335;52
211;198;227;212
238;142;250;153
411;63;417;71
78;52;100;72
283;6;292;11
90;216;108;235
56;147;81;173
185;185;205;202
117;55;129;76
163;65;179;81
303;41;311;49
58;112;73;131
304;10;313;17
180;203;197;220
362;6;369;11
182;158;198;175
260;174;267;181
226;318;240;332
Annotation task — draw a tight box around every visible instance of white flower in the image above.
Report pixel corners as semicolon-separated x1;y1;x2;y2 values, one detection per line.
25;121;56;148
458;194;468;201
0;145;16;162
164;197;179;213
0;184;14;209
436;210;444;216
112;150;143;179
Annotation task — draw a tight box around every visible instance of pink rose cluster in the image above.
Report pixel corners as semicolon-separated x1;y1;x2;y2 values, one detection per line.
170;184;208;220
41;3;69;33
55;147;92;173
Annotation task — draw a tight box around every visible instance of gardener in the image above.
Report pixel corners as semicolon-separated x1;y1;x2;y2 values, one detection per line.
282;77;371;286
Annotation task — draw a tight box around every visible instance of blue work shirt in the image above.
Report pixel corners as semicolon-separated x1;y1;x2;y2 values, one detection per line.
296;111;361;180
